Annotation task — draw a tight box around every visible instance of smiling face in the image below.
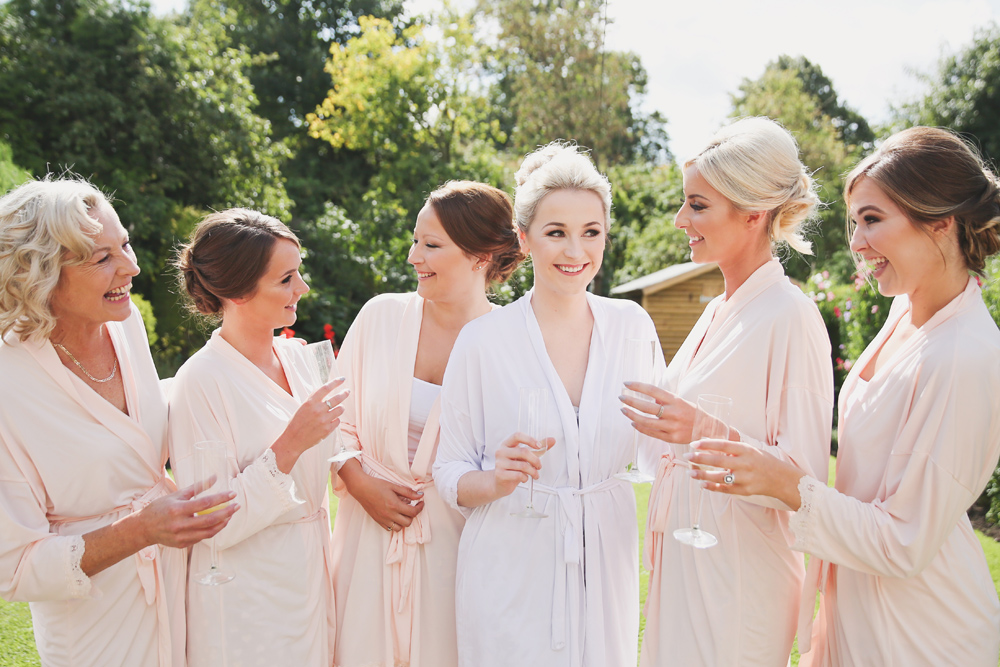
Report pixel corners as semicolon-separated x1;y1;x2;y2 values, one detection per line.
231;238;309;330
848;176;946;299
674;164;760;269
521;188;606;297
49;202;140;333
407;204;484;303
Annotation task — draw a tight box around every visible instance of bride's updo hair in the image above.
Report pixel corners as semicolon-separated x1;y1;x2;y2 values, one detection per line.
513;142;612;234
845;126;1000;275
425;181;524;284
688;117;820;255
176;208;299;316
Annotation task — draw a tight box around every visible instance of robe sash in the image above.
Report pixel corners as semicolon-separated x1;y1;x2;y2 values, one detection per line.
48;474;175;667
362;453;435;666
532;476;626;663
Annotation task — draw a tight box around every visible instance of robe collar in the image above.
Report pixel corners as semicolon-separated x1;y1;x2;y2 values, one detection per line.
687;257;787;373
205;329;302;404
516;290;609;484
16;321;163;477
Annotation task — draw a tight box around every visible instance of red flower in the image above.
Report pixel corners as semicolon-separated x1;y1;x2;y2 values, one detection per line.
323;323;335;341
281;327;295;338
833;306;841;319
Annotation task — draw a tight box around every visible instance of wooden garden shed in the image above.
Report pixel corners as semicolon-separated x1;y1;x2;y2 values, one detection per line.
611;262;725;363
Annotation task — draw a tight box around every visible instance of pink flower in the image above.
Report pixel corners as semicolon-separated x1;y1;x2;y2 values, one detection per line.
844;360;854;371
827;291;835;302
834;306;842;319
871;305;879;314
822;271;829;279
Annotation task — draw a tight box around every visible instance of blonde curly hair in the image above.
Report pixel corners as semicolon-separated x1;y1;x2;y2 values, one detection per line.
687;117;820;255
513;141;612;234
0;177;109;341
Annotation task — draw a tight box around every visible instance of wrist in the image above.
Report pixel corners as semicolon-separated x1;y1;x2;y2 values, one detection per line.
269;438;299;475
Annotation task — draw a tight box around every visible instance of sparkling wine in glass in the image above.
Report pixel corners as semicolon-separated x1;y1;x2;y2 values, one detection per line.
193;440;235;585
673;394;732;549
302;340;359;465
615;338;657;484
511;387;549;519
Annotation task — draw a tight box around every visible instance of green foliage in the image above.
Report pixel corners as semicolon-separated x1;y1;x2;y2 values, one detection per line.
980;256;1000;525
607;162;688;292
0;140;30;194
731;61;862;281
129;293;158;347
897;23;1000;166
478;0;669;167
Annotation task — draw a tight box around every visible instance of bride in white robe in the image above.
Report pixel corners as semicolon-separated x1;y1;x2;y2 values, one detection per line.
434;143;665;667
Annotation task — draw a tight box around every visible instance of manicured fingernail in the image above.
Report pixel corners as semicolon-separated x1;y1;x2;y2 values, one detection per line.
688;470;698;478
682;453;693;461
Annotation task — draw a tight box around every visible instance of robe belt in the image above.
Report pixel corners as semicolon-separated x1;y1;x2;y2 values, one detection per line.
796;556;834;655
531;477;626;656
361;454;433;666
48;474;175;667
643;451;692;570
287;507;336;658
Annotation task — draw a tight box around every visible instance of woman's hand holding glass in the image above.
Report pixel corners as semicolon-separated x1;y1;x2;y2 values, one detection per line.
492;432;556;500
137;480;238;549
619;382;700;445
686;439;807;511
271;377;348;473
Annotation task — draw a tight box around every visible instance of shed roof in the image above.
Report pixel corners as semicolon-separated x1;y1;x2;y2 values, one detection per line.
611;262;720;296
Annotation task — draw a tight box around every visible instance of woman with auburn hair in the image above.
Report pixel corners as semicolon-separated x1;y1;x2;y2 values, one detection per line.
331;181;524;667
621;117;833;666
688;126;1000;665
0;178;236;667
434;145;665;667
169;208;348;667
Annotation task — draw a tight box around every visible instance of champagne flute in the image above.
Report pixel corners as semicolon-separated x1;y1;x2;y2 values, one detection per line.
673;394;732;549
511;387;549;519
193;440;236;585
302;340;359;465
615;338;657;484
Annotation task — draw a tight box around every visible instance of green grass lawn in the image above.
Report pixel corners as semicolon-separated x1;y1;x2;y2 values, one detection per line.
3;462;1000;666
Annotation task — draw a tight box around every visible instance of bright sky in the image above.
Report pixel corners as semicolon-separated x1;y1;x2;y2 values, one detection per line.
149;0;1000;161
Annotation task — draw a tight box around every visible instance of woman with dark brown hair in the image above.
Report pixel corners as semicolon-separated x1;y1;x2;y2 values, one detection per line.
687;127;1000;665
169;208;348;667
330;181;523;667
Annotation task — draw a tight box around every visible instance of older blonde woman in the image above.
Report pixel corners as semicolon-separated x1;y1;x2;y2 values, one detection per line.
0;178;236;667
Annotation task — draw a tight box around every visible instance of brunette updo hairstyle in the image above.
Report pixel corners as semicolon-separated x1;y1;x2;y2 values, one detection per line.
513;142;612;234
425;181;524;284
845;126;1000;275
688;117;820;255
176;208;299;316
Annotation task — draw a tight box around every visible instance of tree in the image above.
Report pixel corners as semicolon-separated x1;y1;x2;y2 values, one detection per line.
0;140;30;193
898;23;1000;166
730;63;860;280
0;0;292;369
478;0;669;168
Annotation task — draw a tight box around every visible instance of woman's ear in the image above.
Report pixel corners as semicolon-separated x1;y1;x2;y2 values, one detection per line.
928;215;956;236
517;228;530;255
745;210;768;232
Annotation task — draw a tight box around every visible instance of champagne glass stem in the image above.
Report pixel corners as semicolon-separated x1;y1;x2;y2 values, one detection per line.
630;430;639;470
528;476;536;510
209;536;220;572
692;487;706;532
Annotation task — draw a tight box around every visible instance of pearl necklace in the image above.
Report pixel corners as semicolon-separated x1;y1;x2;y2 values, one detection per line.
53;342;119;384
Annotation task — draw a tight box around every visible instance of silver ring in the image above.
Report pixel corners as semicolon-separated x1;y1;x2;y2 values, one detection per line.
655;404;665;419
324;400;333;411
385;523;393;532
723;473;735;485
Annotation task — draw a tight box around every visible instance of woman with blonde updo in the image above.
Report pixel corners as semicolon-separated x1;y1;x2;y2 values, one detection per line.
435;146;665;666
621;117;834;665
331;181;524;667
687;127;1000;665
169;209;347;667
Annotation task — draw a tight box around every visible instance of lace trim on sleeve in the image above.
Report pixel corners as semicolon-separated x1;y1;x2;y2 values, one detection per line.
789;475;822;551
67;535;92;598
260;448;303;510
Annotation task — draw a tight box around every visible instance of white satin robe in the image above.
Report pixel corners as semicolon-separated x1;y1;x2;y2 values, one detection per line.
168;331;337;667
331;292;467;667
434;292;665;667
794;277;1000;666
0;304;186;667
639;259;834;666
